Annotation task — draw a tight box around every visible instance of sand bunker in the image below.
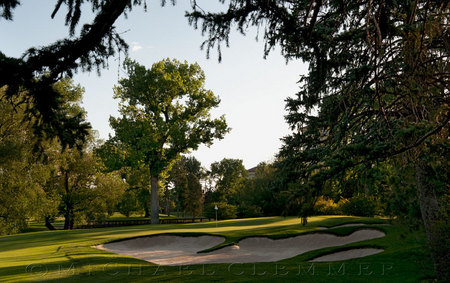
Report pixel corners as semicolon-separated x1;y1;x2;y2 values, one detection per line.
94;235;224;265
310;248;384;262
94;229;385;265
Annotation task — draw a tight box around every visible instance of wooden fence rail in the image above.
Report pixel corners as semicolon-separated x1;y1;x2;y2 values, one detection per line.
75;218;212;229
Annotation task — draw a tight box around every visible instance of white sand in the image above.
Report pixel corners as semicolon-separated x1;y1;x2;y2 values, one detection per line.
310;248;384;262
94;229;385;265
94;235;225;266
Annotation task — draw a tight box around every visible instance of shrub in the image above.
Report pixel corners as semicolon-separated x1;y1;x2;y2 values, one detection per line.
204;202;237;220
237;203;263;218
117;191;139;217
338;195;377;217
314;197;339;215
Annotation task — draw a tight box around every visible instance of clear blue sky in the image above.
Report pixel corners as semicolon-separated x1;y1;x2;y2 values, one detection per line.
0;1;307;169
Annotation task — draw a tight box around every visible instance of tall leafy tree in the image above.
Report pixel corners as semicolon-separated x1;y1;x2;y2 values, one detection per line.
240;162;280;217
56;149;97;230
169;159;189;216
188;1;449;279
0;78;125;233
54;149;126;229
96;137;154;217
183;156;204;217
109;58;229;224
39;78;126;230
208;158;248;204
0;80;79;234
169;156;204;217
0;87;48;234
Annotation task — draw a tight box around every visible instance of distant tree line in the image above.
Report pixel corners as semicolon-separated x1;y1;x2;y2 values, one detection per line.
0;57;228;233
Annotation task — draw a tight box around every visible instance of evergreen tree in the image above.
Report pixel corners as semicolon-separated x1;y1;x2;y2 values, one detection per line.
188;1;449;279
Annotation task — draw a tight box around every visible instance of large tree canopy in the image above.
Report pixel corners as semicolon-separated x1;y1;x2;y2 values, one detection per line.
189;1;448;165
188;1;449;280
0;0;154;147
106;58;229;224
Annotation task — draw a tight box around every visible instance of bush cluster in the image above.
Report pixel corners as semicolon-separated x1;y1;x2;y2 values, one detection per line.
203;202;237;220
237;203;263;218
338;196;377;217
314;196;377;217
314;197;340;215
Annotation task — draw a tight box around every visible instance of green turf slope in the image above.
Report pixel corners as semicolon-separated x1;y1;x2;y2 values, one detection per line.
0;216;434;282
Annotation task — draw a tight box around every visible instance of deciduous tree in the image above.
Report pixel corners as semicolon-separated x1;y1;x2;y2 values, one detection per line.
208;158;247;204
169;156;204;217
0;78;126;232
109;58;229;223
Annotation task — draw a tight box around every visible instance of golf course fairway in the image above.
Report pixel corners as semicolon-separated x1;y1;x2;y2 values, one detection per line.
0;216;435;282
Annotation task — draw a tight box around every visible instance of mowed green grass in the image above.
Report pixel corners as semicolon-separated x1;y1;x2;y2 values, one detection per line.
22;213;183;233
0;216;434;282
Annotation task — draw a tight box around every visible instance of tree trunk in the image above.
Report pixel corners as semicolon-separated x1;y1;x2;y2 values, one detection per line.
151;175;159;224
63;215;70;230
301;216;308;226
63;171;73;230
45;216;56;230
165;186;170;217
69;216;74;230
63;206;74;230
144;200;150;218
415;160;449;281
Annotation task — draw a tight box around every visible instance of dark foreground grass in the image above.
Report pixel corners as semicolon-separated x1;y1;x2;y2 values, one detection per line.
0;216;434;282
